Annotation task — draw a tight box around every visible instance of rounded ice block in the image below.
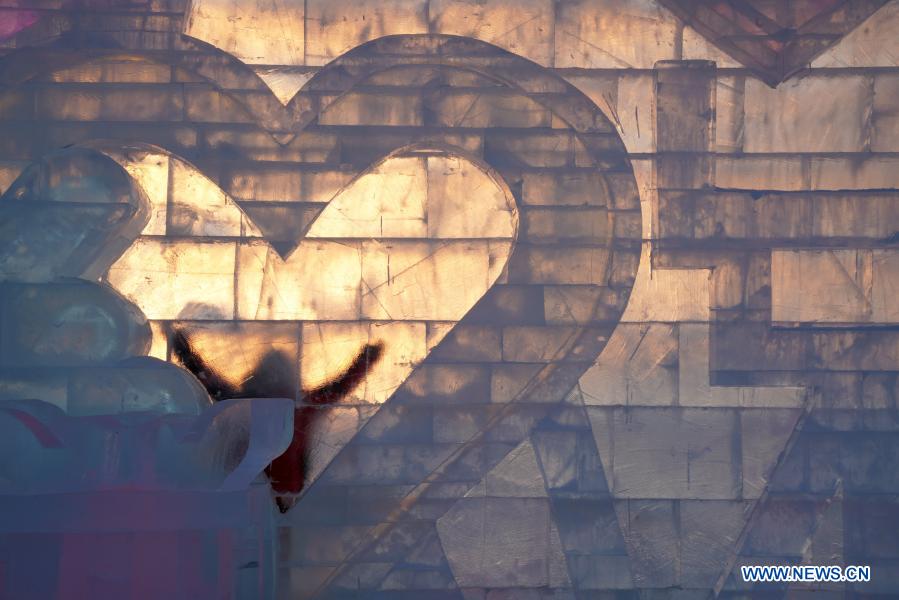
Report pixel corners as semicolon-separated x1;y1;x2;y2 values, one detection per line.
0;281;152;367
67;356;213;416
0;147;149;283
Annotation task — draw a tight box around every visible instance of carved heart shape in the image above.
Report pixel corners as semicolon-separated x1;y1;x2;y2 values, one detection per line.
97;143;518;480
659;0;890;85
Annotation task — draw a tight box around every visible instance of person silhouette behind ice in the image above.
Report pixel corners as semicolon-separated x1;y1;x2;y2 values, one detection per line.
169;307;383;512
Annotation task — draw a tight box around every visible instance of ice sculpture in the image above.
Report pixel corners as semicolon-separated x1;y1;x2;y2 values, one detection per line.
0;148;293;599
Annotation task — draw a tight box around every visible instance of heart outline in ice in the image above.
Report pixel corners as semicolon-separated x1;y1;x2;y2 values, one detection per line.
97;140;518;402
0;34;641;496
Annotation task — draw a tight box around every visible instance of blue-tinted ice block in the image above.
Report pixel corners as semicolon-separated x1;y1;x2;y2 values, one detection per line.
0;397;294;599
